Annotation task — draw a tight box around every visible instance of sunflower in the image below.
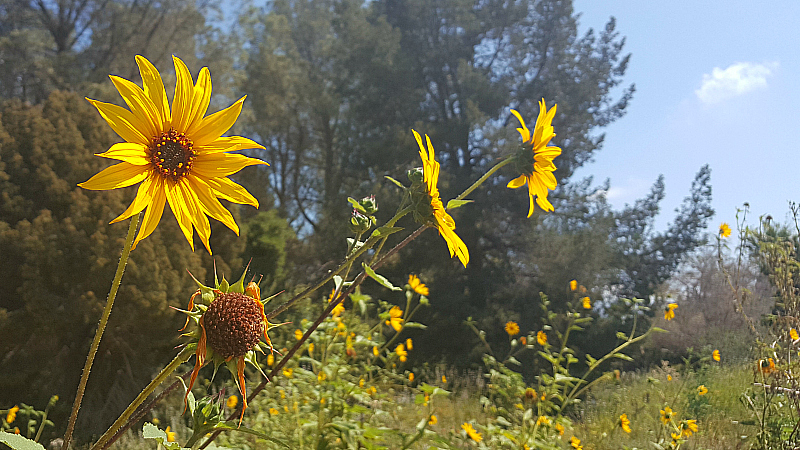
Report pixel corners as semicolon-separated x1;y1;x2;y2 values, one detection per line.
385;305;404;332
507;100;562;216
408;274;429;296
712;349;720;361
697;385;708;396
505;321;520;336
660;406;674;425
719;222;732;238
79;55;268;254
620;413;631;433
412;130;469;267
179;270;277;424
461;423;483;443
664;303;678;321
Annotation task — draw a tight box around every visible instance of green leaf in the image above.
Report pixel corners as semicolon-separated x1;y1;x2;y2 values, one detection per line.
0;432;46;450
650;326;669;333
348;197;367;214
215;423;291;448
445;199;473;210
384;176;406;189
402;321;427;329
142;423;186;450
370;226;403;239
612;352;634;361
362;263;401;291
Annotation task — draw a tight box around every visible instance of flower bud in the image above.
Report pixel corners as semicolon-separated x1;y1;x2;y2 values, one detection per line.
359;195;378;215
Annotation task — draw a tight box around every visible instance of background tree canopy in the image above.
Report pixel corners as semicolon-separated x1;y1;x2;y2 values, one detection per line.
0;0;712;439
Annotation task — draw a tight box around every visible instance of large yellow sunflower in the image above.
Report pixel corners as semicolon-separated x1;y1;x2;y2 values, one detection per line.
412;130;469;267
79;55;268;254
507;99;561;216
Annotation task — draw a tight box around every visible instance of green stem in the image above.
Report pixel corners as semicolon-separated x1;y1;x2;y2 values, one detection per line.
452;156;514;203
63;212;141;450
92;346;194;450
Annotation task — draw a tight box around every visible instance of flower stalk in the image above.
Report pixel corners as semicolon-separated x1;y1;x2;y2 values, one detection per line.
63;212;141;450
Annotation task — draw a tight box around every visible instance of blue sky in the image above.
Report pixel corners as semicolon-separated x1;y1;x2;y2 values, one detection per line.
572;1;800;230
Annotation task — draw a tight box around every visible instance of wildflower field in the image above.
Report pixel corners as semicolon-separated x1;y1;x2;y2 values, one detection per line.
0;1;797;449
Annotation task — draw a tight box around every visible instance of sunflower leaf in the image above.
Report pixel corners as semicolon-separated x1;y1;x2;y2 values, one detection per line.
362;263;401;291
0;432;45;450
446;199;473;210
384;176;406;189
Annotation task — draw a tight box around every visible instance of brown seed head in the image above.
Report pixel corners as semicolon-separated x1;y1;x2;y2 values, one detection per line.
204;292;264;359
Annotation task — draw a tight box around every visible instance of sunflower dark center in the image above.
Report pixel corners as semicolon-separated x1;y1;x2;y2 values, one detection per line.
149;129;195;180
204;292;263;359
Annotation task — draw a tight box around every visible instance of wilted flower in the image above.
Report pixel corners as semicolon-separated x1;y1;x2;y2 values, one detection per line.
79;55;267;254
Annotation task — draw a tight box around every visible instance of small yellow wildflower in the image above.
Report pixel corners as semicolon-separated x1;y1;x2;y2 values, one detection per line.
536;416;550;426
406;338;413;350
667;374;673;381
441;375;447;383
227;395;238;409
570;279;577;291
282;368;293;378
283;405;289;413
570;436;582;449
367;386;377;395
682;419;698;437
395;343;408;362
664;303;678;320
280;390;286;399
308;343;314;354
424;393;429;406
697;385;708;396
428;415;437;425
294;329;303;340
385;306;404;331
555;423;565;435
408;274;429;296
582;297;591;309
408;372;415;382
331;301;345;317
537;330;547;346
317;371;326;382
719;222;732;238
267;353;274;366
165;426;176;442
6;405;19;424
461;423;483;443
791;328;799;341
660;406;674;425
505;321;520;336
373;346;379;356
620;413;631;433
713;349;720;361
269;407;279;416
359;378;365;388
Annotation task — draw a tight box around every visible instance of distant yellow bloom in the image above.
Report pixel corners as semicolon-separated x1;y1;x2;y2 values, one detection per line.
570;279;577;291
78;55;267;254
428;415;437;425
408;372;415;382
280;390;286;399
570;436;582;449
331;301;345;317
620;413;631;433
373;346;380;357
267;353;274;366
442;375;447;383
759;357;776;374
507;101;561;216
5;405;19;424
719;222;732;238
682;419;698;437
582;297;591;309
367;386;377;395
406;338;413;350
667;374;673;381
385;306;404;331
791;328;799;341
395;344;408;362
697;385;708;396
269;407;279;416
308;343;314;354
660;406;674;425
413;130;469;266
408;274;429;296
520;336;527;345
294;329;303;340
536;415;550;426
537;330;547;346
664;303;678;321
317;371;326;382
359;378;365;388
424;393;429;406
227;395;238;409
525;387;538;401
282;368;293;378
505;321;520;336
555;423;565;435
461;423;483;442
713;349;720;361
165;426;176;442
671;432;681;442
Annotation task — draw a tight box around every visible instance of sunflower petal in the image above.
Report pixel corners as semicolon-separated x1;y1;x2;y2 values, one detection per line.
436;216;469;267
78;162;148;190
96;142;150;165
536;194;554;212
510;109;530;143
177;179;212;254
506;174;528;189
110;175;155;224
86;98;149;145
203;176;259;207
191;96;246;146
165;180;196;251
109;75;160;138
192;153;268;179
136;55;170;130
197;136;266;155
172;55;194;133
188;176;239;235
186;67;212;134
131;178;167;249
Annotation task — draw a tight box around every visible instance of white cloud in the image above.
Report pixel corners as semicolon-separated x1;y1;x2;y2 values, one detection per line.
695;62;778;104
